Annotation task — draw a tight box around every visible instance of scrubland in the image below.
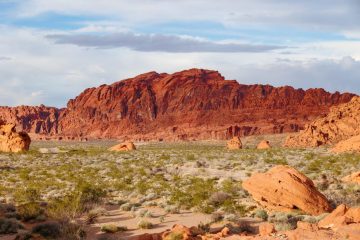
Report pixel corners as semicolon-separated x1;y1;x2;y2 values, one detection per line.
0;134;359;239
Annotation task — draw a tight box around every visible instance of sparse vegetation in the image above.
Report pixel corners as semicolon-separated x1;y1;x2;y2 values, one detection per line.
0;136;359;238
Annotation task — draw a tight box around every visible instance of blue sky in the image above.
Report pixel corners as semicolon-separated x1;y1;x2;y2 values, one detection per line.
0;0;360;106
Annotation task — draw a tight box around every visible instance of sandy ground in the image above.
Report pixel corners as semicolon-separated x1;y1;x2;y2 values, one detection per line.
84;205;212;240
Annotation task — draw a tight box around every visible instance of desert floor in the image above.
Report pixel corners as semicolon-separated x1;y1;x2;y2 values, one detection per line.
0;134;359;239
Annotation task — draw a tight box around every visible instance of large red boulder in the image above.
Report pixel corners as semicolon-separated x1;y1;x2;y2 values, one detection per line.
0;123;31;152
242;165;332;215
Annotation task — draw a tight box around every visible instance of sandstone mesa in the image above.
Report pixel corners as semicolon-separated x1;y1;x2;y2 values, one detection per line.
0;69;355;141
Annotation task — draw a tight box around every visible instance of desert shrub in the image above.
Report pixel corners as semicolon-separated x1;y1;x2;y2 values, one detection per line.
221;179;242;196
47;183;106;222
17;203;44;222
254;209;268;221
301;215;318;224
58;221;86;240
100;224;127;233
120;203;133;211
269;212;303;231
220;199;248;216
13;187;41;204
137;219;153;229
165;205;180;214
224;214;238;222
164;232;184;240
197;222;210;233
0;218;24;234
186;154;196;161
169;177;215;213
47;194;81;221
77;182;106;211
275;222;294;231
32;221;61;239
209;192;231;206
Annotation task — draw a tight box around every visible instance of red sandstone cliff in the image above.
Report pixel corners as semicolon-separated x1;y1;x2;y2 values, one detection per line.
0;69;355;141
0;105;62;136
55;68;355;141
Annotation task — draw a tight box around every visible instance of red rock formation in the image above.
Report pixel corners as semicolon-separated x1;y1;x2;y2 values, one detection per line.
227;136;243;150
57;69;355;140
0;123;31;152
0;69;355;141
242;165;332;215
284;96;360;147
0;105;62;136
108;141;136;152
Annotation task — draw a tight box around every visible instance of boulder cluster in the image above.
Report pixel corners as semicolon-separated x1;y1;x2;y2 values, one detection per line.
226;137;272;150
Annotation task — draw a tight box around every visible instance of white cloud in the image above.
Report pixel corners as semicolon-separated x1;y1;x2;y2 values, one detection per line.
13;0;360;33
46;32;284;52
0;0;360;106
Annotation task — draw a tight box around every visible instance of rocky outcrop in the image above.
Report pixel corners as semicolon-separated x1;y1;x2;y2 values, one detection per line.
318;204;360;230
108;142;136;152
257;140;271;149
332;135;360;153
242;165;332;215
57;69;354;141
0;69;355;141
342;171;360;184
0;123;31;152
284;96;360;148
0;105;62;136
227;136;242;150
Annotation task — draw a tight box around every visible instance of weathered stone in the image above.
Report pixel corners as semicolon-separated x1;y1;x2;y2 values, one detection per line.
0;123;31;152
109;142;136;152
284;96;360;148
257;140;271;149
242;165;332;215
227;136;242;150
259;222;276;236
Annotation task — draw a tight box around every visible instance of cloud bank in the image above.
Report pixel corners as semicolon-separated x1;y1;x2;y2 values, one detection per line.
46;32;284;53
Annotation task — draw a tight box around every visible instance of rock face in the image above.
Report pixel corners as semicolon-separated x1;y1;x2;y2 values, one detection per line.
342;171;360;184
108;142;136;152
0;123;31;152
284;96;360;148
332;135;360;153
0;69;355;141
318;204;360;230
57;69;354;141
227;136;242;150
0;105;62;136
257;140;271;149
242;165;332;215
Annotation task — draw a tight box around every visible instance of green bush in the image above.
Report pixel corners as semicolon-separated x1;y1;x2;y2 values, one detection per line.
100;224;127;233
137;220;153;229
254;209;268;221
17;203;44;222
